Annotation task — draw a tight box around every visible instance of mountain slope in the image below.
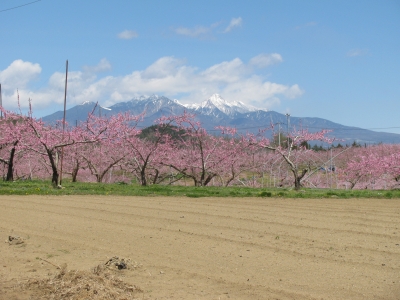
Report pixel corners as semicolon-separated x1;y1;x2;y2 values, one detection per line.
41;94;400;144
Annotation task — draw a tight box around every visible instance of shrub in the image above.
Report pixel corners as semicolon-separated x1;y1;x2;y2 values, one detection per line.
259;191;272;197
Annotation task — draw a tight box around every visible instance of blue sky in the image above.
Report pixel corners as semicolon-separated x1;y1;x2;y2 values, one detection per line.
1;0;399;134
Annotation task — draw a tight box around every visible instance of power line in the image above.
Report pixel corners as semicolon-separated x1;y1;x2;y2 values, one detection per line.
0;0;41;13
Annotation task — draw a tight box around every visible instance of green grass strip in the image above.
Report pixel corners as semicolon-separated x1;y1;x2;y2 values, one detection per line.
0;180;399;199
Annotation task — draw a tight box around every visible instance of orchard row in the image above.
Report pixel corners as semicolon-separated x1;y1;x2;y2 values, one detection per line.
1;107;399;190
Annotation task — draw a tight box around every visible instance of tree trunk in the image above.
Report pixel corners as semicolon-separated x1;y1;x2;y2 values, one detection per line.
5;148;15;181
294;175;301;190
203;174;215;186
5;149;14;181
71;161;79;182
140;168;147;186
152;169;159;185
5;141;18;181
293;169;307;191
47;149;59;187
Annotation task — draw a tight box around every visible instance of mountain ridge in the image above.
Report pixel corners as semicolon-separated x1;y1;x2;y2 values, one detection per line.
41;94;400;144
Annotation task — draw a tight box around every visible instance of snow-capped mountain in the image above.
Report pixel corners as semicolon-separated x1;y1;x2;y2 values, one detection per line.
111;95;184;116
185;94;259;118
41;94;400;144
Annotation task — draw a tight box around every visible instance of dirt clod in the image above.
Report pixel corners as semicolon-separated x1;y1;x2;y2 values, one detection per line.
7;235;24;245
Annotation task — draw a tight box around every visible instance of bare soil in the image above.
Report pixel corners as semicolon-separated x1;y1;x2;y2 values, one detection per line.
0;195;399;299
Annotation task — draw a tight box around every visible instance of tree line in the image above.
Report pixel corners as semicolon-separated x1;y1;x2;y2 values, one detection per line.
1;105;399;190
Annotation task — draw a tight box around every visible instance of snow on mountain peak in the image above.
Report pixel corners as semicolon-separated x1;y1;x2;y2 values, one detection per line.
120;94;263;117
196;94;259;116
183;103;199;109
201;94;229;108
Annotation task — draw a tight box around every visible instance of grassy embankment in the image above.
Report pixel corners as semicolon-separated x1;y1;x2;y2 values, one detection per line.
0;180;399;198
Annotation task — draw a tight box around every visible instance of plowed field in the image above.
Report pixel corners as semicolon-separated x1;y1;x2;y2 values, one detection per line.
0;195;399;299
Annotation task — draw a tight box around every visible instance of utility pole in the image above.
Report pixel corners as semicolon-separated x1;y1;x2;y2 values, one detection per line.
278;122;281;147
286;113;290;148
330;147;333;189
0;83;3;118
59;60;68;186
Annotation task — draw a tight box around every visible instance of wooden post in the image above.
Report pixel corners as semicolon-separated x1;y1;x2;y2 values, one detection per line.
0;83;3;118
59;60;68;186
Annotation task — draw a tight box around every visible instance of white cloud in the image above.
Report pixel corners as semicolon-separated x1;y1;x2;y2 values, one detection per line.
221;78;303;108
0;55;303;113
295;22;317;30
141;56;188;79
0;60;41;89
174;22;220;38
249;53;283;68
117;30;138;40
173;17;241;38
224;17;242;33
347;48;369;57
283;84;303;99
175;26;209;37
83;58;112;74
200;58;246;83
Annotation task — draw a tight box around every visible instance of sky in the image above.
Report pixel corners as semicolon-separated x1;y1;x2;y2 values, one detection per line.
1;0;399;134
